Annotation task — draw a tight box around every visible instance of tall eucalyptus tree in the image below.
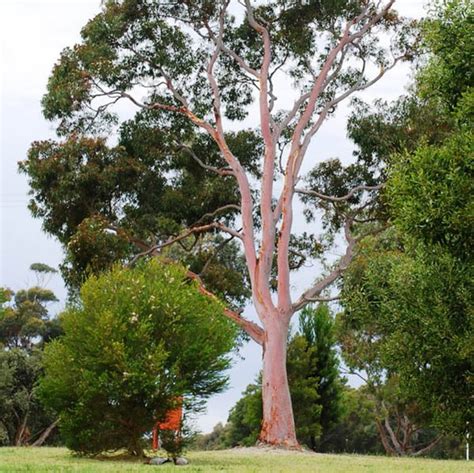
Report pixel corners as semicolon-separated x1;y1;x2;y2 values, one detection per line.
24;0;414;446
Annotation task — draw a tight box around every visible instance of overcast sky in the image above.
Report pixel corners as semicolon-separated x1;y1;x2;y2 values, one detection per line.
0;0;427;433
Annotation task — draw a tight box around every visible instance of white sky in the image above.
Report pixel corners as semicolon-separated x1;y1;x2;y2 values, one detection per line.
0;0;427;434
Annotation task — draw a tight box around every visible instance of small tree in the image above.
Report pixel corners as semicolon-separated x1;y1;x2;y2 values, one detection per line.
294;305;343;450
39;258;237;457
0;270;59;351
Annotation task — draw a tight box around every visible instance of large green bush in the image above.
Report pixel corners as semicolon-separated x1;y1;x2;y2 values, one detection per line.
40;258;237;456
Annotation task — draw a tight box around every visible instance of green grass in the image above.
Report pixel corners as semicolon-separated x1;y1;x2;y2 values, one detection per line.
0;447;471;472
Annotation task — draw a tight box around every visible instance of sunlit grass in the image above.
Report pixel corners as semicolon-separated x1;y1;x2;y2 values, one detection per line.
0;447;471;472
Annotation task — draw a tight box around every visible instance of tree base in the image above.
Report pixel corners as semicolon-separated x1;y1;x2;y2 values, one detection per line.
256;439;302;451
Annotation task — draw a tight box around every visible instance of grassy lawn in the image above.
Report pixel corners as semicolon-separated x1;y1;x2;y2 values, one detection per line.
0;447;471;472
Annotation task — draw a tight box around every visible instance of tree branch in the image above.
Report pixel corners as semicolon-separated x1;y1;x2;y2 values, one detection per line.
412;435;443;457
31;418;60;447
292;217;355;312
128;222;243;266
187;271;264;345
176;143;235;176
296;184;383;202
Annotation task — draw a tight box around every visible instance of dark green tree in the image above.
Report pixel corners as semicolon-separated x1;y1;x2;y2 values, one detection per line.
337;0;473;446
339;224;471;452
39;258;238;457
320;385;382;455
0;349;59;447
226;378;263;447
296;305;343;451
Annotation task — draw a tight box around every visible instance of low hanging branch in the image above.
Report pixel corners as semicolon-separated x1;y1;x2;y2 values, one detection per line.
110;221;264;345
187;271;264;345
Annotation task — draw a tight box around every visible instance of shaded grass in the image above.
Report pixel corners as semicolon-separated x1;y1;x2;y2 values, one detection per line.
0;447;471;472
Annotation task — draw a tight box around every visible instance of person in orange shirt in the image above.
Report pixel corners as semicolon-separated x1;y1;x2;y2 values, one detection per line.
152;398;183;451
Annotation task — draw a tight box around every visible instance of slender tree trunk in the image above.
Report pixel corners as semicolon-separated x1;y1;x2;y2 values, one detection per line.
31;418;59;447
375;419;397;456
15;412;29;446
258;318;299;448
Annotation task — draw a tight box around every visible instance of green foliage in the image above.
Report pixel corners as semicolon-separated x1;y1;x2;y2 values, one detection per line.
287;335;322;447
387;131;473;258
191;422;232;451
39;258;238;456
0;349;58;447
417;0;473;110
226;379;263;447
0;270;61;447
321;386;382;455
340;227;473;434
338;0;473;441
20;126;257;305
291;305;343;450
29;263;57;274
0;285;59;350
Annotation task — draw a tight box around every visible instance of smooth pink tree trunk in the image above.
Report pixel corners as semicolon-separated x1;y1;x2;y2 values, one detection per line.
258;317;298;448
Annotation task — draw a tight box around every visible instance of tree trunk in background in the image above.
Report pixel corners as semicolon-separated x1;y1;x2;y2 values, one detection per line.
31;418;59;447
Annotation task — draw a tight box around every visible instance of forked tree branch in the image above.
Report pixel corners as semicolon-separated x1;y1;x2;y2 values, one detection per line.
245;0;279;315
176;142;235;176
128;222;243;266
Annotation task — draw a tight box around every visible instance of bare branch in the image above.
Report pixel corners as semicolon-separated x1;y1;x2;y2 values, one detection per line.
204;17;259;78
296;184;383;202
198;234;237;277
187;271;264;345
128;222;243;266
192;204;241;226
412;436;443;457
292;217;355;312
302;295;341;303
31;419;60;447
176;143;235;176
384;415;404;455
340;368;369;384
